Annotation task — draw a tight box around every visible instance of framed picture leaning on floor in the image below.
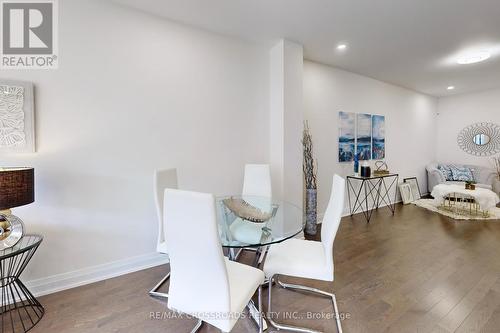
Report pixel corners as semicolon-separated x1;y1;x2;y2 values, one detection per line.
399;183;414;204
404;177;421;200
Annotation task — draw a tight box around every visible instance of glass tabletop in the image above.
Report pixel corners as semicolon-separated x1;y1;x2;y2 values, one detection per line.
347;173;398;180
217;195;304;248
0;234;43;260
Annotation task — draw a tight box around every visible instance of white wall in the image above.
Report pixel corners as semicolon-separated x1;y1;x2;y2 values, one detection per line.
1;0;269;285
437;88;500;167
303;61;438;216
269;40;304;208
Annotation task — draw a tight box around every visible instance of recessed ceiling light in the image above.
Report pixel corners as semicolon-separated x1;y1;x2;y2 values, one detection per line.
447;86;455;90
456;50;491;64
336;44;347;51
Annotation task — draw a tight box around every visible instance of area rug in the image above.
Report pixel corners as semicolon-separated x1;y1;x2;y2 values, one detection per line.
413;199;500;220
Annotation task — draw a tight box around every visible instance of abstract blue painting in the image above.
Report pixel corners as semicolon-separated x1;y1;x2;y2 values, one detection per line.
357;113;372;160
338;111;355;162
372;115;385;160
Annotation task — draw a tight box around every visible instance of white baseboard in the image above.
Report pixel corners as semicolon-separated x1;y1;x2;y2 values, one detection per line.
25;252;169;297
316;199;403;223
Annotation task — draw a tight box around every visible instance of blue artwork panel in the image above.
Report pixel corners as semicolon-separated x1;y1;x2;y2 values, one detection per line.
372;115;385;160
357;113;372;160
338;111;355;162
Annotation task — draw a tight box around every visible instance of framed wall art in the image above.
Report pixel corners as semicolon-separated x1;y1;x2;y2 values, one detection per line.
0;80;35;153
338;111;355;162
356;113;372;160
372;115;385;160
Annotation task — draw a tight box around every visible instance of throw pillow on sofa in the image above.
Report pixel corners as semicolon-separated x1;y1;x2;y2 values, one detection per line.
438;165;453;181
449;165;474;182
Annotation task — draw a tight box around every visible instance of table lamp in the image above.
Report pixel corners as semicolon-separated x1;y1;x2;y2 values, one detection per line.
0;167;34;250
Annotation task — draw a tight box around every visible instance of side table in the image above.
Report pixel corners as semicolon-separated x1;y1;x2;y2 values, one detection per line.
0;234;43;333
347;174;399;223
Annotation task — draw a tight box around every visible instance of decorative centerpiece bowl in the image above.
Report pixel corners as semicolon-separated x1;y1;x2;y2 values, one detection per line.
222;197;272;223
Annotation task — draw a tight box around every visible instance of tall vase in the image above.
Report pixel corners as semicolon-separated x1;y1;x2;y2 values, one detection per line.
305;188;317;235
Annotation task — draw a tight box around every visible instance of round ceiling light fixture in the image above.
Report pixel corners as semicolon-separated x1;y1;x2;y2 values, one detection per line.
447;86;455;90
456;50;491;65
336;43;347;51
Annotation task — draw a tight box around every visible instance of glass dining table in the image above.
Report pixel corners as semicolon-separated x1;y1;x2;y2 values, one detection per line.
216;195;304;330
216;195;305;264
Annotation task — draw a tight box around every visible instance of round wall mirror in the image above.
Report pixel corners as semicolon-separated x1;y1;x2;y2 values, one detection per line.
473;133;490;145
457;122;500;156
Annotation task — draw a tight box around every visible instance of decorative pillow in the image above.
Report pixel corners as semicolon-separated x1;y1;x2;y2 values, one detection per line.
449;165;474;182
438;165;453;181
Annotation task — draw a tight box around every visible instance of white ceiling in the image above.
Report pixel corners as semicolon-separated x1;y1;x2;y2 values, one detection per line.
113;0;500;97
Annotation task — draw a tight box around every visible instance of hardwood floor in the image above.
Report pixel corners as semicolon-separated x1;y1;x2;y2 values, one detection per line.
30;203;500;332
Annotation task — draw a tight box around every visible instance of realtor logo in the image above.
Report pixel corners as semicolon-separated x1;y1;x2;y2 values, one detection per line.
1;0;58;69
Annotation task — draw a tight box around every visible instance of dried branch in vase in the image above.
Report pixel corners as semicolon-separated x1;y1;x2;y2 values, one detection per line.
302;121;317;189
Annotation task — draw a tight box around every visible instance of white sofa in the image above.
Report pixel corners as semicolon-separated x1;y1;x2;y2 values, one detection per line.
426;162;496;194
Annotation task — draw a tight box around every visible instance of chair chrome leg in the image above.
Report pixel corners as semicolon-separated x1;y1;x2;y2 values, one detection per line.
258;285;264;333
190;319;203;333
148;272;170;299
332;293;343;333
257;245;268;265
267;275;343;333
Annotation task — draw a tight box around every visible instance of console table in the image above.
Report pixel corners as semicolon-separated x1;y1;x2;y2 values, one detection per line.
347;174;399;223
0;235;44;333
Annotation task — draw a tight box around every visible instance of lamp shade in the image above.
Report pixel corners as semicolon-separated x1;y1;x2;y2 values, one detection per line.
0;168;34;210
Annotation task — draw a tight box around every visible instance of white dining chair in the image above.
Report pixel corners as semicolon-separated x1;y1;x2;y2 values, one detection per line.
229;164;272;259
263;174;345;333
149;168;178;299
242;164;272;199
165;189;265;333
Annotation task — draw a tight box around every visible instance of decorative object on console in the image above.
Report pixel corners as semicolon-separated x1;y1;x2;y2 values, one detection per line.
457;122;500;156
374;161;390;176
357;113;372;160
404;177;421;200
338;112;355;162
0;167;34;250
0;80;35;153
360;161;371;177
302;121;318;235
353;154;359;175
372;115;385;159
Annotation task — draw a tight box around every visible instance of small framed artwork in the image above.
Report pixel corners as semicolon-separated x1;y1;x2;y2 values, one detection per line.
0;80;35;153
404;177;421;200
399;183;414;204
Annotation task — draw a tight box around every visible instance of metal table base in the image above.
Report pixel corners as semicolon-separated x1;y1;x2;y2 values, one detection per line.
0;235;44;333
347;174;399;223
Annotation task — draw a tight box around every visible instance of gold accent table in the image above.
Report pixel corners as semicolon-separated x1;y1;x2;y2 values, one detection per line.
431;184;500;218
